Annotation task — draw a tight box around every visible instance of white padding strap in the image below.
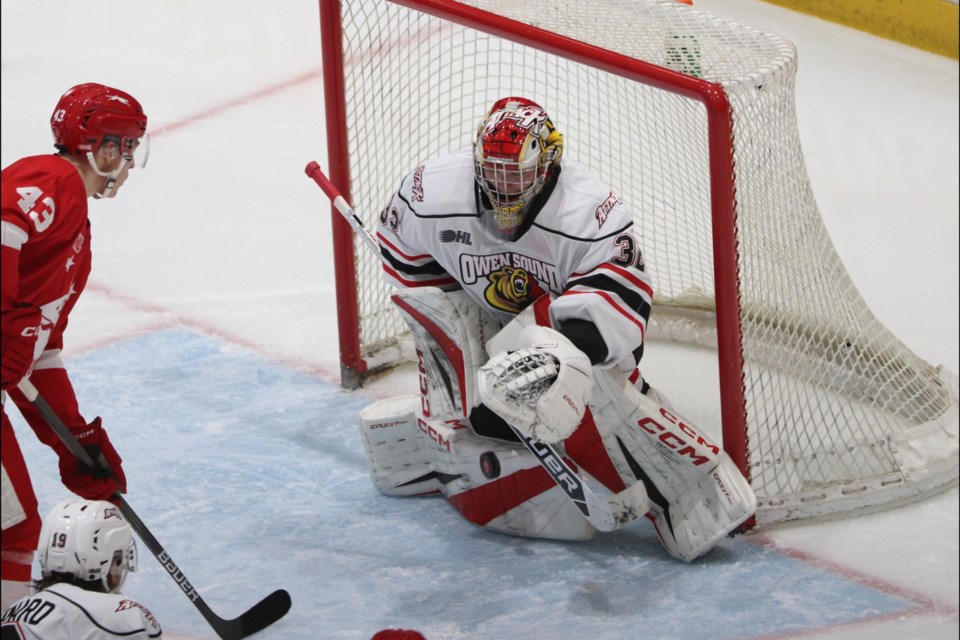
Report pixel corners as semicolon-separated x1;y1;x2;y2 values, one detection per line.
1;221;28;251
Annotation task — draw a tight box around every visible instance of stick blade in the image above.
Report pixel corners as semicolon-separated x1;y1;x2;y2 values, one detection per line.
238;589;291;637
210;589;292;640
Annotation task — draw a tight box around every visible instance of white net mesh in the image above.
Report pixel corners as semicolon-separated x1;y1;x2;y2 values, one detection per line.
327;0;958;525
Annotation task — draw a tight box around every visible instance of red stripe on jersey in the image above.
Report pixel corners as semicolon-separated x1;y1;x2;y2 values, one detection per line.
559;290;647;336
533;294;552;327
571;263;654;299
0;556;35;582
377;232;434;262
381;262;457;288
447;465;558;525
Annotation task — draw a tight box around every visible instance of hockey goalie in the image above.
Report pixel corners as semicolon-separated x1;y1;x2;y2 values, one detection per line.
357;97;755;561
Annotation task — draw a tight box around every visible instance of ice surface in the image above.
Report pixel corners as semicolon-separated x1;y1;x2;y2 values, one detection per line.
2;1;956;638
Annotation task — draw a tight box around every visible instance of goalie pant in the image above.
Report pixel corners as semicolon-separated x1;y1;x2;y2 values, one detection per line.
1;583;162;639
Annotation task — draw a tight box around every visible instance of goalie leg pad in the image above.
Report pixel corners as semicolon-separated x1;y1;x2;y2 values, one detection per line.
421;415;594;541
645;455;755;562
358;395;439;497
358;395;593;540
588;368;757;561
391;288;500;421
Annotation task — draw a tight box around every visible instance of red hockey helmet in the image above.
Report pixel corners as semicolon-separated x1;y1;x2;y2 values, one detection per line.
474;97;563;235
50;83;147;156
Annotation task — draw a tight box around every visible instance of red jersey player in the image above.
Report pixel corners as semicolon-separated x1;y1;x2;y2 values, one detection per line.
1;83;149;609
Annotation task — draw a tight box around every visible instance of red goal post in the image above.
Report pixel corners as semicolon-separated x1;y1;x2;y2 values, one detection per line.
318;0;958;527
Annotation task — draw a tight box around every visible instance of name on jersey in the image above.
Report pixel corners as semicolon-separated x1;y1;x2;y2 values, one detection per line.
458;252;560;291
411;165;425;202
595;192;622;228
116;599;159;628
1;598;55;625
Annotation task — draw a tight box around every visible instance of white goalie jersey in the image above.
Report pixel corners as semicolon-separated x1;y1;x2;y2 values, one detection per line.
378;148;655;369
1;584;162;639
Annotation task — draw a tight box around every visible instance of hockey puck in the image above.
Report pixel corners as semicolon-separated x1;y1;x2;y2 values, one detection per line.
479;451;501;479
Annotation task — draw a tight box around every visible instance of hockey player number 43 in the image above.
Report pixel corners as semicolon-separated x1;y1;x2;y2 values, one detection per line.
16;186;56;233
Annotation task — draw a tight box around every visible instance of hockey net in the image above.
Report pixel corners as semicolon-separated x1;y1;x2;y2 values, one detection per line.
319;0;958;527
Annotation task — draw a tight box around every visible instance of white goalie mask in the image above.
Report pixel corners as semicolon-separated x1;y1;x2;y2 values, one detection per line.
38;498;138;593
474;97;563;238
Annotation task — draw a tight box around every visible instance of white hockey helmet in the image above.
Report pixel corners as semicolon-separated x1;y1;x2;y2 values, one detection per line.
38;498;138;593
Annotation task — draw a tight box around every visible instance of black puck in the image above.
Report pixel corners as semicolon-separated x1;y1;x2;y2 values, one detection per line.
479;451;501;479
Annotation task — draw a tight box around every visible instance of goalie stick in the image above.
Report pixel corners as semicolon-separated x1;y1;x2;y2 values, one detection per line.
305;160;649;531
304;161;380;255
16;378;292;640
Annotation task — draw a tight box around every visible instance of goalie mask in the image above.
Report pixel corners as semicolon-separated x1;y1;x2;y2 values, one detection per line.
51;82;150;197
38;498;138;594
474;97;563;238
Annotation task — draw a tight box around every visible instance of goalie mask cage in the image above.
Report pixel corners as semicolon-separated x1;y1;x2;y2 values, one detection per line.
319;0;958;527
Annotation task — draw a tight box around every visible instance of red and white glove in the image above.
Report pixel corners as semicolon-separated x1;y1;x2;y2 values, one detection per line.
1;306;42;390
56;417;127;500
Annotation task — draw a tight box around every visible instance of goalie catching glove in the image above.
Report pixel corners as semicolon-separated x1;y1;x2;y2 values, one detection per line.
477;325;593;444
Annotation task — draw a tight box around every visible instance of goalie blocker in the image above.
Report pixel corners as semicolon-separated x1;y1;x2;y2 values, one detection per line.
358;287;756;560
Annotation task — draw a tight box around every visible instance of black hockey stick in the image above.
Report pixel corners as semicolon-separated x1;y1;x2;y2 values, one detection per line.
16;378;291;640
305;160;650;531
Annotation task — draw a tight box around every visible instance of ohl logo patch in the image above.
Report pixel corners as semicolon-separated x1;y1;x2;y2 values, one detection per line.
484;265;546;313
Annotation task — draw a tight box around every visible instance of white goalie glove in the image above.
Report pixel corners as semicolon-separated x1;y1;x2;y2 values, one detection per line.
477;325;593;444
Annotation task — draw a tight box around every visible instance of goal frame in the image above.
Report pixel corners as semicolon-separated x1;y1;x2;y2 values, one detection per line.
319;0;751;479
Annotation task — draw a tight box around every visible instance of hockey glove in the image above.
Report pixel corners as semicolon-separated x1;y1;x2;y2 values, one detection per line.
56;417;127;500
478;325;593;444
1;306;43;390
